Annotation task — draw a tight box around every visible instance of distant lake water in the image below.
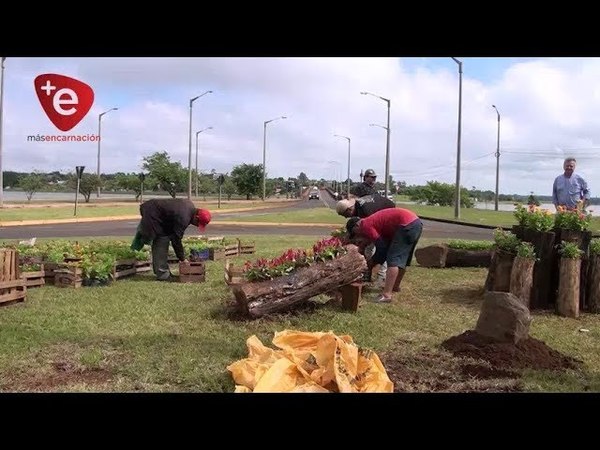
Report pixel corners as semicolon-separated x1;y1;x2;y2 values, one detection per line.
474;202;600;217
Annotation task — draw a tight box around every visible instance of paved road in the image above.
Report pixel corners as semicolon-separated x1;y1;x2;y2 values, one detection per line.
0;189;496;241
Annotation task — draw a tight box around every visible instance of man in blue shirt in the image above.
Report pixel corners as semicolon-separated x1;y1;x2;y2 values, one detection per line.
552;157;590;210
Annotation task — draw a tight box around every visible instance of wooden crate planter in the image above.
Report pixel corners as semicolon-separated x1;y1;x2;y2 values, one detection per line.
224;259;245;285
135;260;152;274
54;265;83;288
209;243;239;261
112;259;139;280
0;249;27;305
21;266;46;288
237;239;256;255
178;261;206;283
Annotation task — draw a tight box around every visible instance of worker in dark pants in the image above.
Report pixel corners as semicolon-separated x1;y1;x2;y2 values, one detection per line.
131;198;212;281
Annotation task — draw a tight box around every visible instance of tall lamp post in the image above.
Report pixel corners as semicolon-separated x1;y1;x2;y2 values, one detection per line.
262;115;287;201
333;134;351;197
0;57;5;208
188;90;213;200
492;104;501;211
195;126;213;198
97;107;118;198
361;91;391;198
451;57;463;219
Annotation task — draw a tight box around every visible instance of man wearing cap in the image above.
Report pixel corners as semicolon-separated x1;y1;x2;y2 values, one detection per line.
131;198;212;281
346;207;422;303
350;169;378;198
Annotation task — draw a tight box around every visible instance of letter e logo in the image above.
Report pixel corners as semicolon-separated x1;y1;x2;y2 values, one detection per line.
34;74;94;132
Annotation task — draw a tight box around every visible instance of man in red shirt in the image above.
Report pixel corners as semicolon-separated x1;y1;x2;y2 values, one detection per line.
346;207;423;303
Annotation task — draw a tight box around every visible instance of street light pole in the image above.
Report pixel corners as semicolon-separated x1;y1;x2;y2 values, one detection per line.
451;57;463;219
188;90;213;200
0;57;5;208
195;126;213;198
361;91;391;198
96;107;118;198
492;104;501;212
262;115;287;201
334;134;351;197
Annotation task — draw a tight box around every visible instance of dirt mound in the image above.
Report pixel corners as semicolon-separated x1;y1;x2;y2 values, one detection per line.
441;330;582;371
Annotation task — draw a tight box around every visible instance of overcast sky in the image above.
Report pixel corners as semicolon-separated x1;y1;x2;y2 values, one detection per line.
2;57;600;196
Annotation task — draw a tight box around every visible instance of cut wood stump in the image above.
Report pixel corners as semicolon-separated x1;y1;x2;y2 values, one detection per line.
231;245;367;319
415;244;448;268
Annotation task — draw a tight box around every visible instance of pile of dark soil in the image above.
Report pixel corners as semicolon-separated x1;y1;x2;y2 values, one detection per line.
441;330;582;372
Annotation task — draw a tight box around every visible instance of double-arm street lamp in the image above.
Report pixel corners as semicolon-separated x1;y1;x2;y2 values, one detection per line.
0;57;5;208
195;126;213;198
451;57;463;219
188;90;213;200
97;107;119;198
361;91;391;199
262;115;287;201
492;104;501;211
333;134;351;197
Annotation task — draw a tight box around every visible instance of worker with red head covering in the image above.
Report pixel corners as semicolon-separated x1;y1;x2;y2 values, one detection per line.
131;198;212;281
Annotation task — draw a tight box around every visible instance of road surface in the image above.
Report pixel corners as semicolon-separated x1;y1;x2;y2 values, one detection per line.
0;190;496;241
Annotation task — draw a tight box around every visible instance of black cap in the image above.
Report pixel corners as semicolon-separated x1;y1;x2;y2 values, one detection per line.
346;217;360;236
364;169;377;177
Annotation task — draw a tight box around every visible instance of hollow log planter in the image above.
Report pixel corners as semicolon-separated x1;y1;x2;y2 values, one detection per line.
485;249;516;292
231;246;367;319
557;257;581;318
509;256;535;308
518;229;556;309
586;254;600;313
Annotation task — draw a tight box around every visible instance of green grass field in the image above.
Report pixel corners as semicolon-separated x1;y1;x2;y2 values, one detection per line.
1;234;599;392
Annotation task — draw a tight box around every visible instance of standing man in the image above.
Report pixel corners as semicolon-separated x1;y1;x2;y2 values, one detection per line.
350;169;378;198
131;198;212;281
346;207;423;303
552;157;591;210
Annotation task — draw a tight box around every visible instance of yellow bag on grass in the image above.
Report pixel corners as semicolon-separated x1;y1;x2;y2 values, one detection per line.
227;330;393;393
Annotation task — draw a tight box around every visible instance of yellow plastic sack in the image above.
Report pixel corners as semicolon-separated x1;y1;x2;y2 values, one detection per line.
227;330;393;393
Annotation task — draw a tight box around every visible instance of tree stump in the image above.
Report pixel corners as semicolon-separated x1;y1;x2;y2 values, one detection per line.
509;256;535;308
523;230;556;310
557;258;581;318
231;245;367;319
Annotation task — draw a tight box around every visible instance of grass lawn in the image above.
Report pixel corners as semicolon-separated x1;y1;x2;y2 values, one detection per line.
1;234;599;392
0;200;298;222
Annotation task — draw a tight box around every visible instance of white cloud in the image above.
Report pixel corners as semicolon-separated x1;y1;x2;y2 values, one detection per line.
2;57;600;196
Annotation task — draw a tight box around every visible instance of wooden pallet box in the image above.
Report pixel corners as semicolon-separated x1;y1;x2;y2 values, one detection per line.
1;249;27;305
54;265;83;288
112;258;138;280
135;260;152;274
178;261;206;283
21;265;46;288
224;259;246;285
237;239;256;255
209;243;239;261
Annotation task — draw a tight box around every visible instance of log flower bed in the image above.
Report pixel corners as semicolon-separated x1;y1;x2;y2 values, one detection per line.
231;237;367;319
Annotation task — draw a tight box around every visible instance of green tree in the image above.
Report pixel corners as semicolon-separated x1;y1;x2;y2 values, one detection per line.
222;176;237;200
113;173;156;201
142;151;187;198
67;173;102;203
297;172;309;188
231;164;263;200
18;172;46;201
409;181;474;208
528;193;541;206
